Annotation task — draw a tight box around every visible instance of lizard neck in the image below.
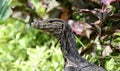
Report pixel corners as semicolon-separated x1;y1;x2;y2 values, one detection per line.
58;24;82;62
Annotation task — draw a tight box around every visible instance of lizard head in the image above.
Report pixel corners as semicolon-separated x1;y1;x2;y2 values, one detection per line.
31;18;66;38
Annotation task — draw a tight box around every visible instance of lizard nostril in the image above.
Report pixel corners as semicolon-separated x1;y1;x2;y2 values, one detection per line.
31;22;35;27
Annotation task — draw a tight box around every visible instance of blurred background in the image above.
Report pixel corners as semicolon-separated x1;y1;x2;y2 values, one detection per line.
0;0;120;71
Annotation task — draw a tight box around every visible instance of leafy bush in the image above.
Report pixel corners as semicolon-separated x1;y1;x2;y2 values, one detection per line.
0;0;120;71
0;18;63;71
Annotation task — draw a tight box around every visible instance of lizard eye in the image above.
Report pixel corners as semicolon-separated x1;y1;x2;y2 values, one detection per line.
47;19;64;24
48;20;54;23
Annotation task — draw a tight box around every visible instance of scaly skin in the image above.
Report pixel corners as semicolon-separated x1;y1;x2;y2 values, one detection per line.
31;18;106;71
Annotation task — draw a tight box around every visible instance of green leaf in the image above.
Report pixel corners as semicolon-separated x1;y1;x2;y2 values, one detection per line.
0;0;12;24
105;58;115;70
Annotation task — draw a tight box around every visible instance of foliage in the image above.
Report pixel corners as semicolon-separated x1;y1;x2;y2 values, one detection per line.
0;0;120;71
0;18;63;71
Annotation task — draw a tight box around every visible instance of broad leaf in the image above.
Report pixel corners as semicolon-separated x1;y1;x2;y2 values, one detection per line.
0;0;12;24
